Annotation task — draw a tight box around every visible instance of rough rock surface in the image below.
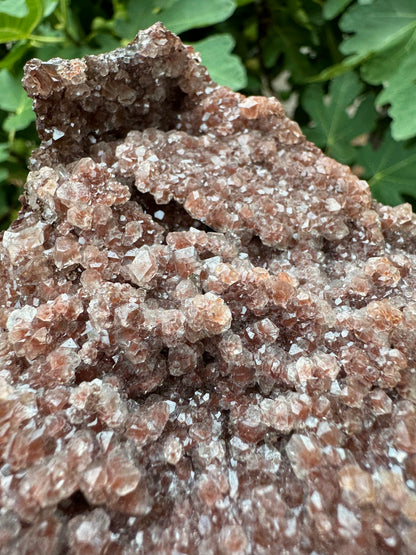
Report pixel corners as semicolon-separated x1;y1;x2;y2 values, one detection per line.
1;23;416;554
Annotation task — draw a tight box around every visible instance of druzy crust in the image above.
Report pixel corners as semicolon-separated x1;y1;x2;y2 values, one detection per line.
1;23;416;554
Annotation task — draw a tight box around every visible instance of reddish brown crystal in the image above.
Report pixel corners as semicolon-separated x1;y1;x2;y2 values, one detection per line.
1;22;416;554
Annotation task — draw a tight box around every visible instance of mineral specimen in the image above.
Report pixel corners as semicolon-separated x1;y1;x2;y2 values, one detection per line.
1;22;416;554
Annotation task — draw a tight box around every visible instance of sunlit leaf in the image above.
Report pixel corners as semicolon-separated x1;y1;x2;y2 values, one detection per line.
0;0;43;42
0;0;28;18
191;34;247;90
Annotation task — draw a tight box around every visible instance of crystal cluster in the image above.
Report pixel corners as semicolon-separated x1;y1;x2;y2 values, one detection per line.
1;23;416;554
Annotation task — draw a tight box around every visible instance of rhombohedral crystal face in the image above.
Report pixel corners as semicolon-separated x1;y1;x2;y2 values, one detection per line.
1;22;416;554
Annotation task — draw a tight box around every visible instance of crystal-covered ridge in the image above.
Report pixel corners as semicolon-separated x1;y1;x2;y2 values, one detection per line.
0;22;416;555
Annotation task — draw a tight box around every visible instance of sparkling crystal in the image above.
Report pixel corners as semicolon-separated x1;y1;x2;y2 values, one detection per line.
0;21;415;554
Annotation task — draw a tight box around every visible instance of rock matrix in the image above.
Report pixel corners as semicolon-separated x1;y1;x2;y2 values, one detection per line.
1;22;416;554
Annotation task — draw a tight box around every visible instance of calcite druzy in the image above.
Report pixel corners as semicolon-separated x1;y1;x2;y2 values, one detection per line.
1;22;416;554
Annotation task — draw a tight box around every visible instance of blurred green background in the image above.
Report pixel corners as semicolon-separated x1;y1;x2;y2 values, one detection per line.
1;0;416;228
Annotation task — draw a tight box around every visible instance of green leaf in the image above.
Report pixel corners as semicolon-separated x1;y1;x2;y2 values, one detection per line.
0;70;35;132
0;70;24;111
0;41;31;70
360;36;409;85
56;0;82;43
356;131;416;205
0;143;9;163
341;1;416;140
42;0;58;17
94;33;121;52
153;0;176;9
340;0;416;57
116;0;236;39
301;72;377;164
3;100;36;132
365;40;416;141
190;34;247;90
0;0;28;17
287;0;313;31
266;23;313;83
308;53;368;82
261;31;282;69
0;169;8;183
323;0;354;20
360;34;416;141
0;0;43;43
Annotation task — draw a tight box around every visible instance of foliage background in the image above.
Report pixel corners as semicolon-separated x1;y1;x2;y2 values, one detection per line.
0;0;415;228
